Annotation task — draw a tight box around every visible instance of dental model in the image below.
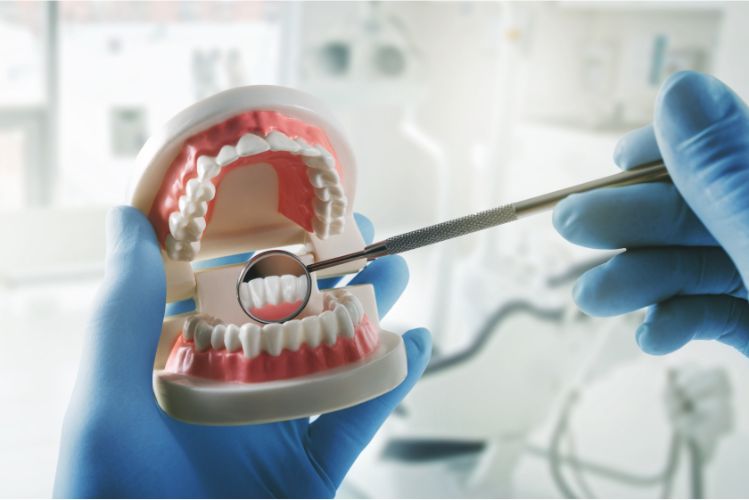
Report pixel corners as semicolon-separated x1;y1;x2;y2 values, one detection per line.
129;86;407;424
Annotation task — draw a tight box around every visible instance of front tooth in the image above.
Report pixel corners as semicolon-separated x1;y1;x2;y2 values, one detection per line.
249;278;266;308
264;276;281;305
262;324;284;356
183;315;202;341
186;178;216;202
334;304;355;338
239;282;252;310
281;275;298;303
236;133;270;156
284;320;304;351
295;276;308;300
239;323;262;358
225;324;241;352
302;316;322;348
197;156;220;180
195;321;214;351
211;323;226;350
178;197;208;218
267;130;301;153
320;310;339;345
216;145;238;166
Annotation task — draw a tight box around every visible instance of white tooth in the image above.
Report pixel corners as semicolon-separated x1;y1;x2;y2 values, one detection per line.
211;323;226;350
264;276;281;305
296;276;308;300
195;321;213;351
343;297;363;323
314;199;332;219
186;178;216;202
168;212;187;237
239;282;253;310
318;147;336;169
225;324;241;352
302;316;322;348
334;304;355;338
281;275;298;303
330;217;345;234
320;310;339;345
178;197;208;218
262;323;284;356
266;131;300;153
197;156;220;180
327;185;345;199
183;315;202;341
314;187;331;201
180;217;206;241
323;293;339;309
320;169;340;185
239;323;262;358
236;133;270;156
303;156;332;171
216;145;238;166
330;200;346;218
165;235;199;261
283;320;304;351
313;217;330;238
307;169;327;188
296;138;320;156
249;278;266;308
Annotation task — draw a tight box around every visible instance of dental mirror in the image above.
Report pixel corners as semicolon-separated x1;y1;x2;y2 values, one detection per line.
236;250;312;324
238;161;670;324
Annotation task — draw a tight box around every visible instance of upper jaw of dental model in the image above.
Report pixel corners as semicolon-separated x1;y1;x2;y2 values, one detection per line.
166;127;347;261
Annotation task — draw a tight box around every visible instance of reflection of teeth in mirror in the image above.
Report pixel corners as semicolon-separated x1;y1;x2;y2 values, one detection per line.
179;291;366;359
165;130;348;261
241;275;308;311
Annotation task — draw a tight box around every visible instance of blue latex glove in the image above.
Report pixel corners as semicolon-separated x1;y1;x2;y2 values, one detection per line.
54;206;431;498
554;71;749;356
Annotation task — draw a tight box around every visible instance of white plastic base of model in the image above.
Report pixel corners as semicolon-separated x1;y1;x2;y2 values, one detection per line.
153;331;405;425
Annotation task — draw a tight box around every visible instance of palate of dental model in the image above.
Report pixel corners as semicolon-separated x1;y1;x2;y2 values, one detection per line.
163;124;348;261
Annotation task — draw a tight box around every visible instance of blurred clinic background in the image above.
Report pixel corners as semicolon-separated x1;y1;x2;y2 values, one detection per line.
2;1;749;497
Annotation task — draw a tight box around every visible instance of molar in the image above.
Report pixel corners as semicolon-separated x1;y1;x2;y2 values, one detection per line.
186;178;216;202
183;315;202;341
166;235;199;260
195;320;214;352
178;198;208;218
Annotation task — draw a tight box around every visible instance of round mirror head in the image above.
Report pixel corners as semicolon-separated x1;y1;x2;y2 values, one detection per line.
236;250;312;324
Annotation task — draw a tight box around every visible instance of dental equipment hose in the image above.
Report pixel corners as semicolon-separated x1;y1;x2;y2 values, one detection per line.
307;161;669;273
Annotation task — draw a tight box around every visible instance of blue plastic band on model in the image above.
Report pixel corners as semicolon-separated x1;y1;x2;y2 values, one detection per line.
191;251;254;271
165;297;197;317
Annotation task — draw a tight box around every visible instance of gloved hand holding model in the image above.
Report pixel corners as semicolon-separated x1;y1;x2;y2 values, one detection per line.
554;71;749;356
54;206;431;497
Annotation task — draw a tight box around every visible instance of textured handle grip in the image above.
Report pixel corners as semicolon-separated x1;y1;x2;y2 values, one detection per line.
385;204;518;255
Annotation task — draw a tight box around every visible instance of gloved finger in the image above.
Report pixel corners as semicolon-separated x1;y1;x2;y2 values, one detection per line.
654;71;749;285
317;212;374;290
88;206;166;392
613;124;661;170
348;255;409;318
636;295;749;356
574;247;745;316
306;328;432;488
553;182;717;249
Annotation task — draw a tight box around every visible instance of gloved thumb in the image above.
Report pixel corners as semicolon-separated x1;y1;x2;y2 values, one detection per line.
654;71;749;285
85;206;165;393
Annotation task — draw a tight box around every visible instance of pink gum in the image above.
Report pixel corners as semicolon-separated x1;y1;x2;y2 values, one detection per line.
164;316;379;383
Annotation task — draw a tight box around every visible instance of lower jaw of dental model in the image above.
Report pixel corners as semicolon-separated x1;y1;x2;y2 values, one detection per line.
131;85;408;425
167;291;379;383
